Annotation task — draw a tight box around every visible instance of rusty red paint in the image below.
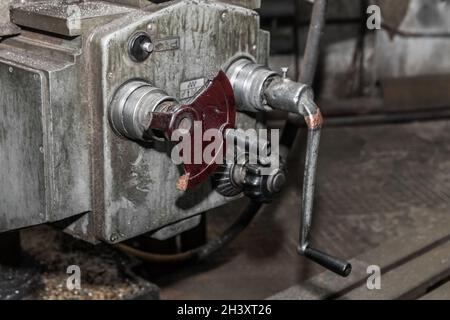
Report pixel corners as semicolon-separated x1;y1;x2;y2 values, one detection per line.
147;71;236;191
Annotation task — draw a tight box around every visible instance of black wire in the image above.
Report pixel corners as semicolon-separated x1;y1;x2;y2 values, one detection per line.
116;201;262;264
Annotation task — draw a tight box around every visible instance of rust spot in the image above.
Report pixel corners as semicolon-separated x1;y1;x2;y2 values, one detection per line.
176;173;190;191
304;109;323;129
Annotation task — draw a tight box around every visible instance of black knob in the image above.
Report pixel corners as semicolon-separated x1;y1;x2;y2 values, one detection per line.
128;32;153;62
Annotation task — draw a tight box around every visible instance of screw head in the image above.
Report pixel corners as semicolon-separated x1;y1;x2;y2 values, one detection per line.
221;11;228;21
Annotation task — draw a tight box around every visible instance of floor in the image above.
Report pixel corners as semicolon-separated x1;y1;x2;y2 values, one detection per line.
151;119;450;299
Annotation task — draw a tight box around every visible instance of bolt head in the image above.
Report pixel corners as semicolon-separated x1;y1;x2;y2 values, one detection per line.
141;41;154;53
221;11;228;21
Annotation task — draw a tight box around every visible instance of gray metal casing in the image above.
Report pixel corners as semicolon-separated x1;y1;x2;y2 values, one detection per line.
0;0;270;243
0;36;89;233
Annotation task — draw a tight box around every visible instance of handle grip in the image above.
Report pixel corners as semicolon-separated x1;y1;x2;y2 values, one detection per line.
302;246;352;277
298;109;352;278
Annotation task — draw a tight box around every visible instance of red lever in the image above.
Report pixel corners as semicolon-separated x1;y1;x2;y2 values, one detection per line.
147;71;236;191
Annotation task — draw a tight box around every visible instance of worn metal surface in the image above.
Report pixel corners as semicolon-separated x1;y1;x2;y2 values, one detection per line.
0;62;46;231
0;2;134;235
87;0;265;243
0;0;12;31
220;0;260;9
0;32;91;229
107;0;260;10
0;0;9;21
10;0;135;36
226;57;277;112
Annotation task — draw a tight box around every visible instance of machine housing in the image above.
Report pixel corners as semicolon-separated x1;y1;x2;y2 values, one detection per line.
0;0;269;243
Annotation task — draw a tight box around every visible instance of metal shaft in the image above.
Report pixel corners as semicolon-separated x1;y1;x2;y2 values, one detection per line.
297;118;352;277
299;0;328;86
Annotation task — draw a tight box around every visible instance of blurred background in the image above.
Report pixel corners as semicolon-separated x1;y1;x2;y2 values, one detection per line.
262;0;450;119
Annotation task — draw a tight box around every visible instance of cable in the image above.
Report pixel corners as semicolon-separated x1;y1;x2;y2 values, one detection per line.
116;201;262;264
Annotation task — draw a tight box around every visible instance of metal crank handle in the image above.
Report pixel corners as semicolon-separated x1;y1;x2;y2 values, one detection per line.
298;106;352;277
225;57;352;276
